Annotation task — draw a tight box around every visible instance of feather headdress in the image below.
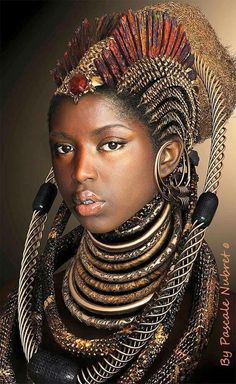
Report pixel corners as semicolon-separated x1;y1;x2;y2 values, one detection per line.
52;2;236;145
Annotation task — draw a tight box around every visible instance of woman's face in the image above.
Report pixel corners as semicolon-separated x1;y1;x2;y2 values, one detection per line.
50;94;158;233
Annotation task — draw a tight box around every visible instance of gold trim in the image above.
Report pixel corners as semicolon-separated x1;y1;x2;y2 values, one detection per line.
74;266;165;305
75;257;169;292
78;209;182;283
68;263;153;315
44;295;54;309
84;220;171;272
87;203;171;252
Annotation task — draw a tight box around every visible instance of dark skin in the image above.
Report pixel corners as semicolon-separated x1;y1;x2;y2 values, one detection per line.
47;94;192;374
0;93;235;383
49;93;183;234
45;92;187;349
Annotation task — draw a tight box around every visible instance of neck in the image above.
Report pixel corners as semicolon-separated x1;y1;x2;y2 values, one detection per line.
62;195;183;330
92;193;164;243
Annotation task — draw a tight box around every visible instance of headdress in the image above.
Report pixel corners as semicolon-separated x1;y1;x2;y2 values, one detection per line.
1;3;235;384
52;2;236;147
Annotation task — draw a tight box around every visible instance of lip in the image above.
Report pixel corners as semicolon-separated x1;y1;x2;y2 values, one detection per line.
73;190;104;205
73;190;106;217
75;201;106;216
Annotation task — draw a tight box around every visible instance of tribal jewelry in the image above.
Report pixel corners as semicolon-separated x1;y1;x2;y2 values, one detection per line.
1;3;235;384
68;264;154;314
117;241;219;384
28;6;230;384
84;223;171;271
86;203;171;252
96;193;164;242
154;143;191;206
28;163;196;375
62;200;177;324
78;214;181;283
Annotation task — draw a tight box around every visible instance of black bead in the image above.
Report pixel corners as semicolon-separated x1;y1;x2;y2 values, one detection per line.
192;192;218;228
27;349;78;384
189;150;199;166
32;183;57;214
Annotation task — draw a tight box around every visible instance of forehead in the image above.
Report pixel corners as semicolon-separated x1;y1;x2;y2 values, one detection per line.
51;93;149;138
52;94;122;128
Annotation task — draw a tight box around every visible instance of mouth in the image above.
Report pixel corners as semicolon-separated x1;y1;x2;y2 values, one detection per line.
73;190;106;217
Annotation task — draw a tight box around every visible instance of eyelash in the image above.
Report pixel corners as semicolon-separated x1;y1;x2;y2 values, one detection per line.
54;143;74;154
100;140;126;152
53;140;126;155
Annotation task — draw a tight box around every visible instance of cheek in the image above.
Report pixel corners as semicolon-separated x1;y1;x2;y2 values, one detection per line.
124;143;156;185
109;145;156;202
53;161;72;196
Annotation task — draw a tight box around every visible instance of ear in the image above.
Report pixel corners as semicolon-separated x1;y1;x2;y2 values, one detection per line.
158;138;183;178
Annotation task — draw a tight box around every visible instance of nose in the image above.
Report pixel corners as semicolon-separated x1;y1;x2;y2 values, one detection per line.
72;149;98;183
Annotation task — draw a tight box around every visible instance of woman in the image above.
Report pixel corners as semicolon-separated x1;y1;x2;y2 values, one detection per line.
1;2;235;384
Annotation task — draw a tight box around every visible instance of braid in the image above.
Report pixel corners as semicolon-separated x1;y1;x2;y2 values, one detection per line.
48;54;197;155
116;57;198;151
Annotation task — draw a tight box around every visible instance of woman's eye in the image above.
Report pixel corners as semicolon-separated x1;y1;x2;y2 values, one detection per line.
100;141;126;152
54;144;74;154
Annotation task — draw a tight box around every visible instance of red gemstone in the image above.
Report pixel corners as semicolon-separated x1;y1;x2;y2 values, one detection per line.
69;73;88;95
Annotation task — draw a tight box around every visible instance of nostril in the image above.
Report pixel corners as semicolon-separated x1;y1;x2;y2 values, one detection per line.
72;163;98;183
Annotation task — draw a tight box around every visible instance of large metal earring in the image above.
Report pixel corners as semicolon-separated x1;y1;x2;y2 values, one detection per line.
154;141;191;208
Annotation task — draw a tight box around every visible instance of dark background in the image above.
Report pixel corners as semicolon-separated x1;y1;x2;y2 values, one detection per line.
1;0;236;291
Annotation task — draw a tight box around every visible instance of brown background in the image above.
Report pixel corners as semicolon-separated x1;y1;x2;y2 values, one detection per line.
1;0;236;291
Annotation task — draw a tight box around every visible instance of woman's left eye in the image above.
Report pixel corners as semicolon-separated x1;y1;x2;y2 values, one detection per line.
100;141;126;152
54;144;74;154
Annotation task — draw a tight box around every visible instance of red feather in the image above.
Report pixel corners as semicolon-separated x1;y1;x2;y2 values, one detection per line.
151;10;159;57
52;8;195;87
118;15;138;62
160;13;172;56
102;48;122;81
127;10;142;60
166;19;178;58
94;57;115;87
112;29;132;65
109;39;127;74
155;13;163;56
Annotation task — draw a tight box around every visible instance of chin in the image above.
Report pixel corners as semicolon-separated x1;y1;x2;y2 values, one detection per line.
75;213;120;234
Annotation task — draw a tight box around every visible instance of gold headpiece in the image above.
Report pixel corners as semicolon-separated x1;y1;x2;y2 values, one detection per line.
52;2;236;145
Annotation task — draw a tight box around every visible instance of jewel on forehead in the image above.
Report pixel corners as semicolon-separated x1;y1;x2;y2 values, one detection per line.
69;72;88;95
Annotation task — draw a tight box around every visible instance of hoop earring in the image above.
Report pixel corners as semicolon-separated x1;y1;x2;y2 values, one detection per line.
154;141;191;208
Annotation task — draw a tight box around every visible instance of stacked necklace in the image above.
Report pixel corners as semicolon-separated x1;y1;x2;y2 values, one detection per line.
0;165;220;384
42;194;184;357
26;165;218;384
62;199;182;330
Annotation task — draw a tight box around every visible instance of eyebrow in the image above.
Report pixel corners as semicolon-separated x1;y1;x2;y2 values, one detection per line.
49;124;133;139
91;124;133;136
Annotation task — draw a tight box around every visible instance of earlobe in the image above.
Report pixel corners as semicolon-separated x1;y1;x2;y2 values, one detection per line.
153;138;190;206
158;139;183;178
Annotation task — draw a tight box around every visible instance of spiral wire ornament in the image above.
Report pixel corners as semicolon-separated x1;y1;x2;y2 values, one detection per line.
194;56;227;194
75;55;227;383
18;168;56;361
76;223;205;384
18;54;227;383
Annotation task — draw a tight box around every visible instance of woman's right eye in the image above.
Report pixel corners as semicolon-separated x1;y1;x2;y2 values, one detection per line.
54;144;74;154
